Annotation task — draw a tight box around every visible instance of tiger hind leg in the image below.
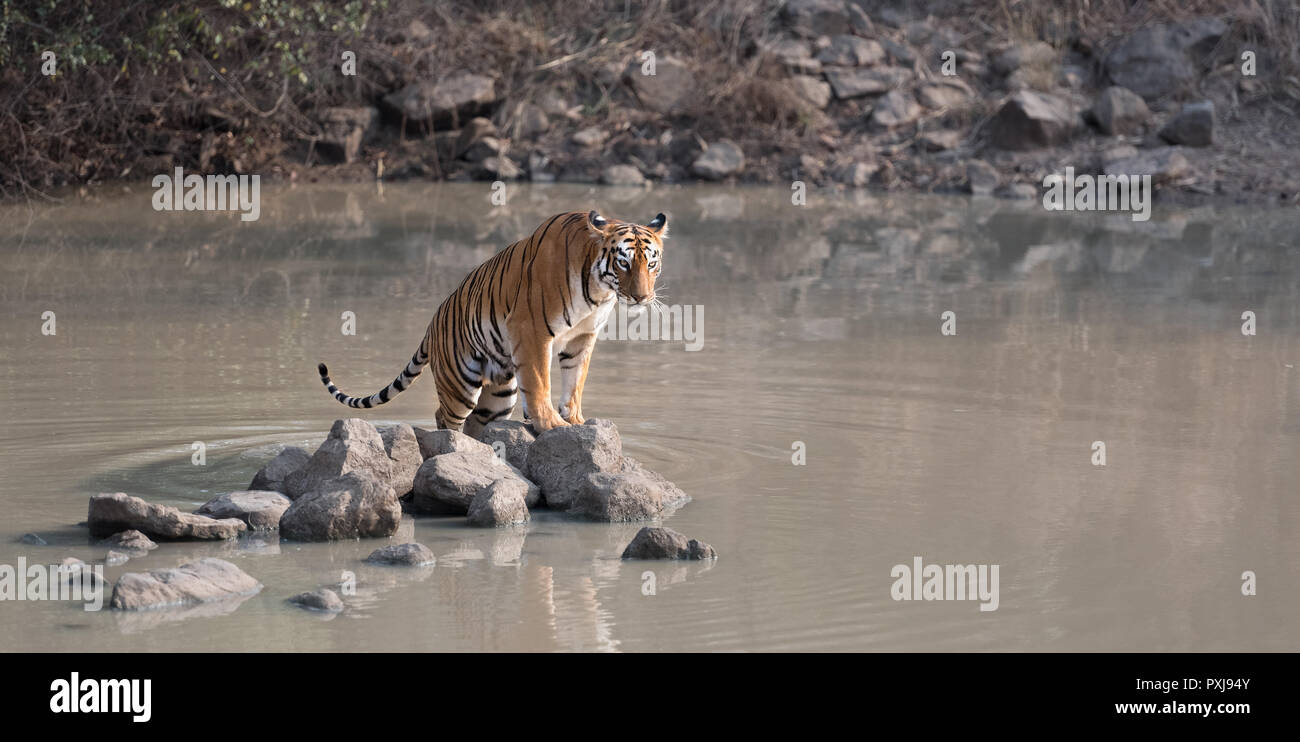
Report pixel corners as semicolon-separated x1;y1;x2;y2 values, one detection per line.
462;376;517;439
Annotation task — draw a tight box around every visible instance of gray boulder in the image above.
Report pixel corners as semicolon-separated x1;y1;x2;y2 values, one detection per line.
248;446;310;493
414;427;487;460
623;54;695;116
365;542;436;566
1090;86;1151;136
525;418;623;511
1104;19;1227;100
476;419;534;471
988;90;1077;150
815;35;885;67
288;588;344;613
1159;101;1214;147
621;527;717;560
195;490;292;530
284;418;392;500
574;471;663;522
824;67;910;99
381;72;497;126
466;480;532;527
88;492;246;541
870;89;923;129
411;446;539;514
19;533;46;545
781;0;850;38
622;457;691;511
98;529;158;554
378;423;423;496
278;472;402;542
110;558;262;610
601;164;647;186
691;140;745;180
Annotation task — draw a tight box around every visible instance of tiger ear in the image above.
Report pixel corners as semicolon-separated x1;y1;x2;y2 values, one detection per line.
588;210;608;231
647;212;668;236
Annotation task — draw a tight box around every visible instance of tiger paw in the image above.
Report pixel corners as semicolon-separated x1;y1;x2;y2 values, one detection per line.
531;411;570;433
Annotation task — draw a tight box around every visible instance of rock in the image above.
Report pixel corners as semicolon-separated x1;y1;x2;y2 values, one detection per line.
98;529;158;554
515;103;549;138
461;136;503;163
365;542;436;566
574;471;665;521
621;457;691;511
781;0;850;38
525;418;624;511
1090;86;1151;136
621;527;717;560
870;89;923;129
381;72;497;127
987;90;1077;150
824;66;911;99
879;37;917;66
195;491;292;530
110;558;262;610
278;472;402;542
691;140;745;180
572;126;609;148
830;161;878;187
1103;146;1191;184
88;493;247;541
918;130;963;152
967;160;1001;196
623;54;695;116
601;164;646;186
19;533;46;545
317;106;378;164
378;423;423;496
1104;19;1227;100
762;38;814;70
58;558;104;589
476;420;534;471
248;446;310;493
477;156;522;180
288;588;344;613
284;418;393;500
790;75;832;109
991;41;1057;77
815;35;885;66
415;427;489;460
454;117;498;157
411;446;539;514
527;152;555;182
916;80;972;110
466;480;531;527
1159;101;1214;147
104;550;130;567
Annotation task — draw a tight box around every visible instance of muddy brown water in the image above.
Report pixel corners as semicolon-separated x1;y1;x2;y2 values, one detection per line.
0;182;1297;651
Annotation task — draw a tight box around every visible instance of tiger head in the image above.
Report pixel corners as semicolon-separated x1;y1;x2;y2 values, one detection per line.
587;210;668;306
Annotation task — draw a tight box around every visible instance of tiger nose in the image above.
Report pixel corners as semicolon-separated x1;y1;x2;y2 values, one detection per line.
630;292;651;304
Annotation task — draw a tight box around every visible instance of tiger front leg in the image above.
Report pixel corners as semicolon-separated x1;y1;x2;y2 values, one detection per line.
557;332;598;425
514;337;568;433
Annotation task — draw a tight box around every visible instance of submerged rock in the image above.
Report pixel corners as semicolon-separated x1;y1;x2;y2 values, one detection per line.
110;558;262;610
621;527;717;560
195;490;291;530
104;550;130;567
284;418;393;500
365;542;436;566
411;445;538;514
18;533;46;546
88;493;246;541
278;472;402;542
288;588;344;613
98;529;158;554
466;480;531;527
248;446;310;494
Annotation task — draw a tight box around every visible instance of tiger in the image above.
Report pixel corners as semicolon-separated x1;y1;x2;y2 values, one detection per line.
317;210;667;437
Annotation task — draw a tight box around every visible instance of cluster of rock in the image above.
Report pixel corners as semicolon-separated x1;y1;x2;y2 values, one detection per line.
308;2;1244;201
57;416;712;614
